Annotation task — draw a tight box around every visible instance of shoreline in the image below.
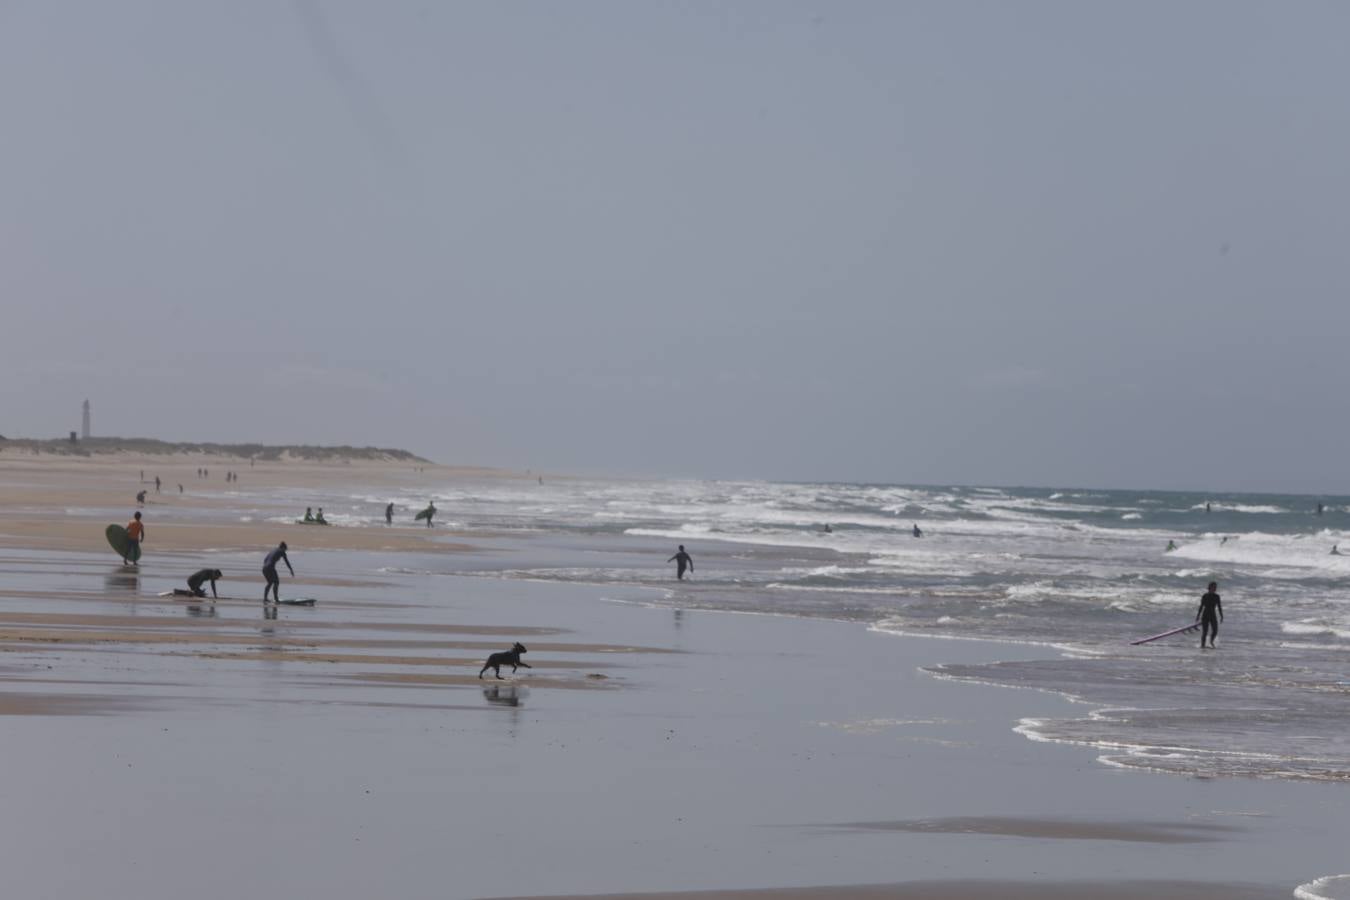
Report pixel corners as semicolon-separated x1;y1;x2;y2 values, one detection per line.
0;455;1344;898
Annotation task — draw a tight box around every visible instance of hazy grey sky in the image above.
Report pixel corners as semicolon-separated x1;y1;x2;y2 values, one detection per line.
3;2;1347;492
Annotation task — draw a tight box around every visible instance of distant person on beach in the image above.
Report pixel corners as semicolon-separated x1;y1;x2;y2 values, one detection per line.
315;507;327;524
385;502;394;525
668;545;694;580
1220;536;1229;546
1206;502;1211;513
422;502;436;527
1196;581;1223;649
178;484;183;494
912;524;923;538
136;490;146;506
303;507;314;523
187;568;222;599
155;476;161;493
124;512;145;565
262;542;294;603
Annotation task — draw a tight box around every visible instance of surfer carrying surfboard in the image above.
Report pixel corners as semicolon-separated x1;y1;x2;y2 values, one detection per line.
262;542;294;604
1196;581;1223;649
124;512;145;565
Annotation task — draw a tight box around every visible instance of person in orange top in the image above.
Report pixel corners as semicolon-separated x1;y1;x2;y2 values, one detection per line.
124;511;145;565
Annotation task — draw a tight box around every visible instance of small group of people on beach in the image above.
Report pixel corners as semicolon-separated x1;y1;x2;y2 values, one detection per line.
176;543;292;603
295;501;429;527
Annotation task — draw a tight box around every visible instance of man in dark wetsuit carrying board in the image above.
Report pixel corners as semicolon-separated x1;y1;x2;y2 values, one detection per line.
1195;581;1223;649
188;568;223;599
667;545;694;580
262;542;294;604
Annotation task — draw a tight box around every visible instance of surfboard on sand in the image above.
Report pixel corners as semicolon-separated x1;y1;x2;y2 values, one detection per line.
1130;622;1201;645
105;524;141;563
157;592;314;606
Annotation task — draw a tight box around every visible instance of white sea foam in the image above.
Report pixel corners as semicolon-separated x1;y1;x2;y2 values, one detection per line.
1281;619;1350;640
1296;874;1350;900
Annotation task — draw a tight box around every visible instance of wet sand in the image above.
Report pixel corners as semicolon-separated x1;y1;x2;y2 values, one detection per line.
0;455;1343;899
494;881;1282;900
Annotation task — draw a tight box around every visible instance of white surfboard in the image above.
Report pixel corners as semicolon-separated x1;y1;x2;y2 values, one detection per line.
1130;622;1201;645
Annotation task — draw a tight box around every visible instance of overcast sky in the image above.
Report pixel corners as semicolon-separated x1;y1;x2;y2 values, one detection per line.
2;2;1347;492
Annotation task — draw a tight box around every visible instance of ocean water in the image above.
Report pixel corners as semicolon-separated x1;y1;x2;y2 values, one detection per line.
264;476;1350;783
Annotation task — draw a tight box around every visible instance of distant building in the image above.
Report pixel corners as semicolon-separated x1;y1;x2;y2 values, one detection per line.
82;400;91;439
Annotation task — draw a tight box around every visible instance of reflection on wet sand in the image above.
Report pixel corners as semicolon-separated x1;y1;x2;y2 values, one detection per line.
483;684;526;708
105;567;139;591
184;604;217;619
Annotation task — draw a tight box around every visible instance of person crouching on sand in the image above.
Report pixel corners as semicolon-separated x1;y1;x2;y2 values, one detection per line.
262;542;294;604
188;568;222;599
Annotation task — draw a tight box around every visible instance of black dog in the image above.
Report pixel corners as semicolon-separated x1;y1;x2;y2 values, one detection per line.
479;642;531;679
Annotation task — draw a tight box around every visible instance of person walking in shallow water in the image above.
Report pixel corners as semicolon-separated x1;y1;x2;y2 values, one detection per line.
1196;581;1223;649
668;545;693;580
385;502;394;525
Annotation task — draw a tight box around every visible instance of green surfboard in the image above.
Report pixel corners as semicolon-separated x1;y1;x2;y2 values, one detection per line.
414;507;435;521
105;524;141;563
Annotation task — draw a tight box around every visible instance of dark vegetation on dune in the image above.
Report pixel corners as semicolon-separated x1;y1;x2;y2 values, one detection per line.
0;435;427;463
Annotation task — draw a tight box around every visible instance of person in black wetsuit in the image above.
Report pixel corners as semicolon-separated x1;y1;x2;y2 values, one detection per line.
262;542;294;603
385;502;394;525
188;568;223;599
912;524;923;538
1195;581;1223;649
667;545;693;580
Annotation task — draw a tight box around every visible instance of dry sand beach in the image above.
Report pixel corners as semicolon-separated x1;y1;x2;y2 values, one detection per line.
0;451;1345;899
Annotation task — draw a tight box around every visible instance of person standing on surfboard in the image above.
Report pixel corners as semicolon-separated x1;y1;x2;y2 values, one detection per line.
262;542;294;604
667;545;694;580
124;512;145;565
1196;581;1223;649
188;568;222;599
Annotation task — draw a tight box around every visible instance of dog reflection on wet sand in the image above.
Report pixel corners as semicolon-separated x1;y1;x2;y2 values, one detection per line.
478;642;530;679
483;684;524;707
